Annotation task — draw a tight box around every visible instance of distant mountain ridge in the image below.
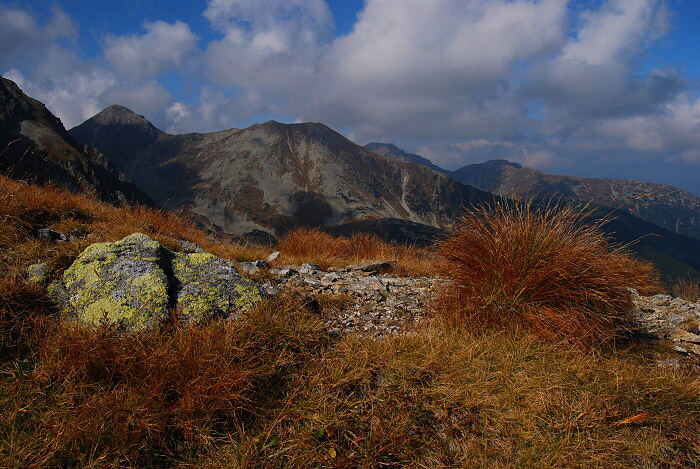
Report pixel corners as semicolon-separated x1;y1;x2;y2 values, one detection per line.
0;77;153;206
364;142;700;241
451;160;700;241
70;106;494;240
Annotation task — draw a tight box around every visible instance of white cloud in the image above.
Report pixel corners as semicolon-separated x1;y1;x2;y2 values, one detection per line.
100;81;173;117
4;68;116;128
331;0;567;94
103;21;198;78
204;0;333;89
2;1;700;193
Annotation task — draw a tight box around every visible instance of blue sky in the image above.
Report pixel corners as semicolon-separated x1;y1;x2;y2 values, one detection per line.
2;0;700;195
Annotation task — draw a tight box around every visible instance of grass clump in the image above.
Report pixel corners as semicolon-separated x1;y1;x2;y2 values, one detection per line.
672;278;700;302
436;200;661;344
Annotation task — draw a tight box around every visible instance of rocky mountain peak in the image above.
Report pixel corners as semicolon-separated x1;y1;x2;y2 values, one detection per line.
85;104;161;132
364;142;446;173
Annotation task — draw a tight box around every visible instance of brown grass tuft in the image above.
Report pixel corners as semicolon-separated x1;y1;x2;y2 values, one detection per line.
672;278;700;302
278;228;352;267
435;200;661;345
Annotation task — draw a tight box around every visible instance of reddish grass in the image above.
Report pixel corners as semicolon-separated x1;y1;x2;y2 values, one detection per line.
435;200;661;345
277;228;436;276
1;293;329;467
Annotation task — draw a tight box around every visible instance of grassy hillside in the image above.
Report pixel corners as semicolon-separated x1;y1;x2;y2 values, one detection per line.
1;174;698;467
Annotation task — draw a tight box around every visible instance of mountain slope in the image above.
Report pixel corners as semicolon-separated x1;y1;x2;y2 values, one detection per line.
71;108;493;237
451;160;700;240
0;77;153;206
365;142;446;173
364;143;700;241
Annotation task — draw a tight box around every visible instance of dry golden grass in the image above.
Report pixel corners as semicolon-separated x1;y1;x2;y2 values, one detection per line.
196;325;700;468
1;175;698;467
672;278;700;302
1;293;330;467
277;228;436;276
435;200;661;345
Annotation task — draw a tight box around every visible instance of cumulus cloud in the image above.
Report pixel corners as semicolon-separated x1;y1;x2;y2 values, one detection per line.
4;68;116;128
3;0;700;193
100;81;173;117
103;21;198;78
204;0;333;87
0;7;80;76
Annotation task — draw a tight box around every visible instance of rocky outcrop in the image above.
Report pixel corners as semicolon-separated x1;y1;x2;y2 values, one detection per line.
252;261;442;337
631;290;700;357
47;233;263;330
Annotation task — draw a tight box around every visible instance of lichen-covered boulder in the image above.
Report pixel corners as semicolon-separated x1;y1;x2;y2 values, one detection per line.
49;233;170;330
49;233;264;330
172;252;263;322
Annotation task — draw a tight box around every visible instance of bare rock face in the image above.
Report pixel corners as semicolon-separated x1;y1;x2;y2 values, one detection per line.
48;233;263;330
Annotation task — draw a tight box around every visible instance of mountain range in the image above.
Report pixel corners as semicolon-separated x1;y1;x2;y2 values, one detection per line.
1;76;699;280
69;105;492;239
369;144;700;241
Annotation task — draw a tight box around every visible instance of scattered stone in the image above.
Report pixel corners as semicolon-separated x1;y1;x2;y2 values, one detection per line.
299;263;321;274
238;259;270;274
266;251;280;263
49;233;263;331
346;261;395;274
262;263;443;337
37;228;67;241
669;329;700;343
275;268;299;278
27;262;48;283
631;290;700;358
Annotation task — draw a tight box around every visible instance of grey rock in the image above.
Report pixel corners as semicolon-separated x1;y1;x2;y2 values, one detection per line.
347;261;395;273
48;233;263;331
238;260;270;274
299;263;322;274
266;251;280;263
27;262;49;283
180;240;205;253
38;228;67;241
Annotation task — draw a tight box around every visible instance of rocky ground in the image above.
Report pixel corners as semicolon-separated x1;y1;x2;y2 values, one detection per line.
246;260;441;338
629;290;700;361
243;259;700;363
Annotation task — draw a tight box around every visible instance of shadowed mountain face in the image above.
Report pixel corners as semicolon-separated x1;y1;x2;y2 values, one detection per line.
450;160;700;241
0;77;153;206
71;107;493;238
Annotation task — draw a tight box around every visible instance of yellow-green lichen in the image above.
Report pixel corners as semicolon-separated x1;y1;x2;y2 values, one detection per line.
185;253;217;265
50;232;264;330
233;283;263;312
55;233;169;329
